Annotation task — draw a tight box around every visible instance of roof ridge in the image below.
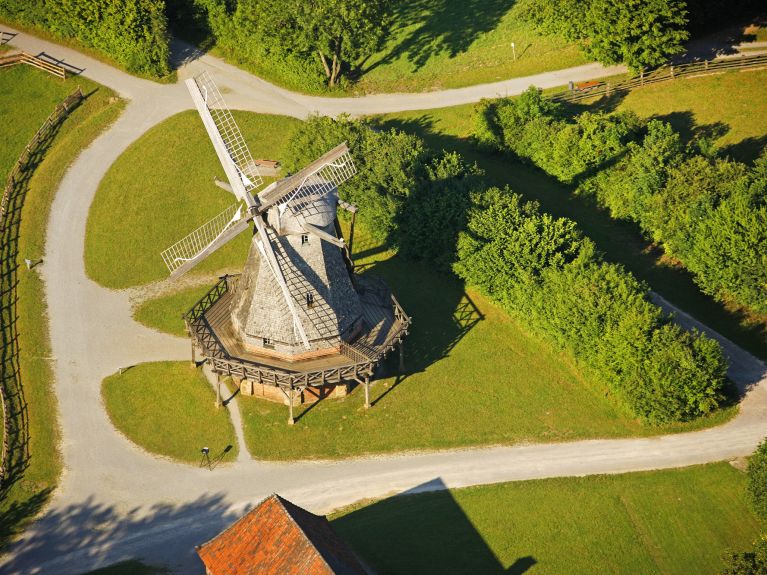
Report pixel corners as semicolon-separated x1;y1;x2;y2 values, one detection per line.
274;495;338;574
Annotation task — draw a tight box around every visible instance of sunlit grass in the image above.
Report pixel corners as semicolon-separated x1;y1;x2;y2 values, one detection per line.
102;362;238;464
331;463;764;575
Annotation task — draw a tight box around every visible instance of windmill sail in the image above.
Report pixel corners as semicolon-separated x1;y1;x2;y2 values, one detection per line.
161;203;251;277
186;72;262;204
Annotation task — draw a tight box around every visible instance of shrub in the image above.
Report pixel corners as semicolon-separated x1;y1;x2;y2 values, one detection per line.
455;186;727;422
0;0;170;77
749;439;767;521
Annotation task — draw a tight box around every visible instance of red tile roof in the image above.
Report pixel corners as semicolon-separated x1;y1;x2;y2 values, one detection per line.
196;494;368;575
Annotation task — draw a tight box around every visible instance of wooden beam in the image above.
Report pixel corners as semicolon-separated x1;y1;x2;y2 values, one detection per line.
302;222;344;247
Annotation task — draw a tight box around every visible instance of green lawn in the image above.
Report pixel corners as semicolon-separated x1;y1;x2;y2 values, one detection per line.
331;463;765;575
375;68;767;360
201;0;587;95
101;362;238;464
0;65;123;549
133;284;212;337
85;111;302;289
227;224;734;461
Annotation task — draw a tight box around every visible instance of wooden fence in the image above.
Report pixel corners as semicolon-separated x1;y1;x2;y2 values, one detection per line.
552;53;767;104
0;51;68;79
0;87;83;486
0;31;13;45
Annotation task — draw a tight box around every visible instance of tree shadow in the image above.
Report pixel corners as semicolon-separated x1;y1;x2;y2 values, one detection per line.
373;113;767;360
332;477;536;574
361;0;516;74
0;492;244;574
720;134;767;165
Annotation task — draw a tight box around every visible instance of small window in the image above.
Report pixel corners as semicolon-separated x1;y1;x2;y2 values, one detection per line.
262;337;274;349
306;292;314;308
301;234;309;245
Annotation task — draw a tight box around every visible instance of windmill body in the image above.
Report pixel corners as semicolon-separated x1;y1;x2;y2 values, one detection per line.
161;71;410;422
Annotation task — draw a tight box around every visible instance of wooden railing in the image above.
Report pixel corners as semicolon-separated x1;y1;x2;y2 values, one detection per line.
0;31;13;45
0;87;83;486
551;53;767;104
185;272;411;391
1;88;83;222
0;51;68;79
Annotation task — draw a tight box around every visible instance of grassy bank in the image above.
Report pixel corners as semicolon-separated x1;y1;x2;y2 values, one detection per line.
0;65;123;549
102;362;237;464
376;68;767;359
331;463;764;574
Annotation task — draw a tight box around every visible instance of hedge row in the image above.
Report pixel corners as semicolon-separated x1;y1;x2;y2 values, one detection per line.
0;0;170;77
475;88;767;315
454;188;727;423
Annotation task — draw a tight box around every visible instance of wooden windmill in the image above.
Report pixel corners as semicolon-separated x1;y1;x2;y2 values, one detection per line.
162;72;410;423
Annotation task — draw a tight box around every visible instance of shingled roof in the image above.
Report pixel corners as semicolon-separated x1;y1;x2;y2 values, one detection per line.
196;494;369;575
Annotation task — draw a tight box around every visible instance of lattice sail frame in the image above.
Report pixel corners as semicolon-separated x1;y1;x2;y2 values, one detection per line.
278;150;356;219
193;71;262;193
161;203;244;274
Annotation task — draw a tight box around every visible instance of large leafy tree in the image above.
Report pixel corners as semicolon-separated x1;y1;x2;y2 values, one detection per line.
256;0;391;86
521;0;689;72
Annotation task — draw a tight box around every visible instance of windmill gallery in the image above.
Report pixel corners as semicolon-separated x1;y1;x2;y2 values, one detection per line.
161;72;411;424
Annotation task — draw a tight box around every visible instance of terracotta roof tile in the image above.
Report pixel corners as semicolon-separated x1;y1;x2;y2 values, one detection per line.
196;494;368;575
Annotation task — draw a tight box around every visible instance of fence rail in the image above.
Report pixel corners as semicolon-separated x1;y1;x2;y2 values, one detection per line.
0;86;83;486
0;51;68;79
552;53;767;104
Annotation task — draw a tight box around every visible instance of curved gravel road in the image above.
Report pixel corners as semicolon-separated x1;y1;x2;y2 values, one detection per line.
1;27;765;574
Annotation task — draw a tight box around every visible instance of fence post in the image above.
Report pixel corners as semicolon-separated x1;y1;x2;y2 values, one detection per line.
640;69;644;86
705;60;709;71
670;65;674;79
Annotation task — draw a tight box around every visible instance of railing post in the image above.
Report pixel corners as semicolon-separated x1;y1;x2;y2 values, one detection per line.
287;387;295;425
399;340;405;372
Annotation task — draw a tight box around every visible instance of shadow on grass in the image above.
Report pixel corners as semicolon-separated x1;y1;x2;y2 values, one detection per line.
333;477;534;574
374;113;767;360
1;492;244;573
361;0;516;75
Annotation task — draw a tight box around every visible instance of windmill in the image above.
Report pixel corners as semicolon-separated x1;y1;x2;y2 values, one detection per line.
162;71;410;423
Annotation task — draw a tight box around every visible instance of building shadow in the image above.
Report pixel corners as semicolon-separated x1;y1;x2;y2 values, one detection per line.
0;492;245;574
332;477;536;574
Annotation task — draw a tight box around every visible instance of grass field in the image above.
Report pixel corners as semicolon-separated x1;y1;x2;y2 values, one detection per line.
101;362;238;464
134;284;212;337
330;463;764;574
0;66;124;549
85;111;302;289
375;68;767;360
198;0;587;95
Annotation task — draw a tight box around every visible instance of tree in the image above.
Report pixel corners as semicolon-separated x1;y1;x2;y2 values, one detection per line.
256;0;392;86
585;0;689;71
749;438;767;521
721;535;767;575
521;0;689;72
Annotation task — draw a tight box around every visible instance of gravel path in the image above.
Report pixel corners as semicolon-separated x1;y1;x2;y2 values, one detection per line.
1;26;765;574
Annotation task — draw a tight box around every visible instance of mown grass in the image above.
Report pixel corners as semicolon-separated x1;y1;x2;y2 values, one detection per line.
0;66;124;549
375;68;767;360
133;284;212;337
197;0;586;96
228;224;735;461
101;362;238;464
330;462;764;575
85;111;302;289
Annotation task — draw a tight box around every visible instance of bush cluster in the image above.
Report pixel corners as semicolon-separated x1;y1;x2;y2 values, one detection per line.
283;115;483;270
454;187;727;423
285;115;728;423
0;0;170;77
476;88;767;315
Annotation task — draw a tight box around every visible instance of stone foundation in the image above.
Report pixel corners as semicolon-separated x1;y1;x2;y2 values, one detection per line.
239;378;350;405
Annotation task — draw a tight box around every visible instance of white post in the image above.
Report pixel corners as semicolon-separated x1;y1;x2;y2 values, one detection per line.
511;42;517;62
